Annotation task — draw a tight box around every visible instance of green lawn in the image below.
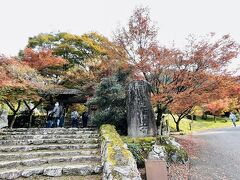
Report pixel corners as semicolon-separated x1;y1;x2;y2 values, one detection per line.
165;114;238;133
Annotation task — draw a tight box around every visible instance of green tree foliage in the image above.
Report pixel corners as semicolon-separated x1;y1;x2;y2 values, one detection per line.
25;32;117;65
88;73;129;134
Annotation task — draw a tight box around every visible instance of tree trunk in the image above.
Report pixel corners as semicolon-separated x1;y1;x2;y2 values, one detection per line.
23;99;42;128
176;120;180;132
189;114;194;131
156;104;163;128
28;112;33;128
214;115;216;123
3;99;21;129
10;113;17;129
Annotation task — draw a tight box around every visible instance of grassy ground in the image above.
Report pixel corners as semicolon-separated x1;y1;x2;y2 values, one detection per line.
165;114;238;133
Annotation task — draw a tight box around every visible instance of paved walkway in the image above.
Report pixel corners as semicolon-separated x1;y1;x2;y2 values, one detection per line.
190;126;240;180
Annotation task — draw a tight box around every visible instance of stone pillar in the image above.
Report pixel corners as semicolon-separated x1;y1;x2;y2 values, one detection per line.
0;109;8;129
127;80;157;137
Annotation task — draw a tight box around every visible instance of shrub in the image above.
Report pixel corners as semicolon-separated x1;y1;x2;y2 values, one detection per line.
127;143;145;168
88;76;128;134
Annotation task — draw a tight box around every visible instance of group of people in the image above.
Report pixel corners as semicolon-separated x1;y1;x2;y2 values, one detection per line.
47;102;88;128
70;109;89;128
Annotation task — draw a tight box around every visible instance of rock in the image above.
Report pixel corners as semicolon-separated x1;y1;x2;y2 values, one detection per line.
21;159;47;166
114;165;142;180
62;165;94;176
114;166;130;176
0;161;20;169
170;139;181;149
94;165;103;173
32;139;44;145
148;144;167;161
43;166;62;176
127;80;157;137
152;144;162;154
155;136;189;164
0;169;22;179
101;125;142;180
0;109;8;129
103;162;113;180
22;168;44;177
158;137;188;164
171;154;178;162
114;145;128;165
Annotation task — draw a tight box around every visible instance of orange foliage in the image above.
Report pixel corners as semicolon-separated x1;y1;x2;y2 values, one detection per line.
206;99;230;116
0;57;26;88
23;48;68;70
115;7;240;131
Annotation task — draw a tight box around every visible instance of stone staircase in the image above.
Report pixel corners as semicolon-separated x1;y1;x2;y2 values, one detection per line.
0;128;102;179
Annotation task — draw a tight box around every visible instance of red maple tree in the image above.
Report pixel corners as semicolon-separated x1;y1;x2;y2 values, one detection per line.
115;7;240;131
23;48;68;70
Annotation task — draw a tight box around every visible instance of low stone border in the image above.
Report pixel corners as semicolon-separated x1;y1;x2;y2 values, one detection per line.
100;124;142;180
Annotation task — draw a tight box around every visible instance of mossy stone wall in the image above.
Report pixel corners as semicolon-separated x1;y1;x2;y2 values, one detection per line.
100;124;142;180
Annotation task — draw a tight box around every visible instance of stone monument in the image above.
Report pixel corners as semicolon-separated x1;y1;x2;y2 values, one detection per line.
127;80;157;137
0;109;8;128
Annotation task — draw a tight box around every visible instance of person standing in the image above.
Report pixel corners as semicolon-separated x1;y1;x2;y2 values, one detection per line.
51;102;61;128
71;109;79;128
47;112;53;128
82;111;89;128
229;112;237;127
59;103;65;128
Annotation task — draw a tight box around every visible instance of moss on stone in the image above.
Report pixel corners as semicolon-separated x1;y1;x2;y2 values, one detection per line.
100;124;132;166
122;136;157;168
123;135;188;165
163;144;188;163
122;136;156;144
157;136;188;164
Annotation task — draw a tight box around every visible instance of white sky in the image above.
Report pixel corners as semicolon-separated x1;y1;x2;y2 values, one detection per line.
0;0;239;72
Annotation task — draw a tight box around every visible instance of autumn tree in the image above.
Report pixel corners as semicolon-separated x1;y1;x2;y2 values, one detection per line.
115;7;240;131
61;33;128;96
24;32;113;65
205;99;230;122
22;48;67;71
0;57;41;128
0;49;68;128
115;7;164;127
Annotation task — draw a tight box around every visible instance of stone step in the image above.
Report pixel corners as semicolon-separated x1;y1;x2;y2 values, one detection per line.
0;127;97;132
17;174;102;180
0;130;98;136
0;138;99;146
0;149;100;161
0;163;102;179
0;143;100;153
0;134;99;140
0;155;101;169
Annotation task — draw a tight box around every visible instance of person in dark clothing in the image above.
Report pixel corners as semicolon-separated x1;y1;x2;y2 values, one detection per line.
47;114;53;128
82;112;88;128
59;104;65;128
71;110;79;128
51;102;61;128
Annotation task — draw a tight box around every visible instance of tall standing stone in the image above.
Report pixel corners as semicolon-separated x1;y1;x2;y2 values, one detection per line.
0;110;8;129
127;80;157;137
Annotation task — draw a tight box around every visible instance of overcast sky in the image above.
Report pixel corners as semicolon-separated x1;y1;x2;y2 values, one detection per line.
0;0;239;72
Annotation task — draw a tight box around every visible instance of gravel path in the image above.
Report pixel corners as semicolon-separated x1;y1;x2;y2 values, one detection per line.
189;126;240;180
